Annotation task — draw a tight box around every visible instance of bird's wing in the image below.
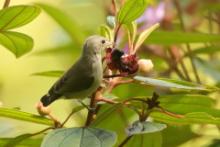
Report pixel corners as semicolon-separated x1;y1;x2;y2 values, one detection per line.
49;59;94;96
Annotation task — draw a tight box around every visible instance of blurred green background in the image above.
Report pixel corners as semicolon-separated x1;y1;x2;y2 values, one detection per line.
1;0;220;147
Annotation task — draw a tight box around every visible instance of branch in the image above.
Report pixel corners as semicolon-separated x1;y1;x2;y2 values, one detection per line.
3;0;10;8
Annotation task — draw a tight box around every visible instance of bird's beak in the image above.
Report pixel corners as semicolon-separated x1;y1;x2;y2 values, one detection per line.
104;41;113;49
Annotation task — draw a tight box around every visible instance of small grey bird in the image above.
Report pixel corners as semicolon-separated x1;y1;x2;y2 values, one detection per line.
40;35;112;107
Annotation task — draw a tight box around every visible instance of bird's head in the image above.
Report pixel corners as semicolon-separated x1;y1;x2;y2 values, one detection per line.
82;35;112;57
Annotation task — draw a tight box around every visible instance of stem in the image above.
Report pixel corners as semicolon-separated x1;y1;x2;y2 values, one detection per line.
3;0;10;8
173;0;201;83
167;47;190;81
118;135;133;147
85;88;102;126
111;0;117;16
113;24;122;46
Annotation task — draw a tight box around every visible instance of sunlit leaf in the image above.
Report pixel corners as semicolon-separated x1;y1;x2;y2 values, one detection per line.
32;70;64;77
146;31;220;44
99;25;113;41
126;121;166;136
151;112;220;125
134;23;159;52
117;0;149;24
37;3;84;45
0;5;40;30
0;31;33;57
0;107;53;126
4;134;33;147
41;127;117;147
125;21;137;50
134;76;215;91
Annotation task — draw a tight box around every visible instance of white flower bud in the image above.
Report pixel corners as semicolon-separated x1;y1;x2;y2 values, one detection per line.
138;59;154;74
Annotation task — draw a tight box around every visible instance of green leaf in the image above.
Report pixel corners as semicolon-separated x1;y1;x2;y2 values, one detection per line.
0;31;33;57
0;137;42;147
41;127;117;147
91;104;122;127
32;70;64;77
126;121;166;136
117;0;149;24
187;46;220;55
145;31;220;44
162;126;198;147
0;5;40;30
151;112;220;125
37;3;84;45
4;134;33;147
134;76;215;91
126;132;162;147
0;107;53;126
159;94;220;117
194;58;220;82
125;21;137;49
134;23;159;52
99;25;113;41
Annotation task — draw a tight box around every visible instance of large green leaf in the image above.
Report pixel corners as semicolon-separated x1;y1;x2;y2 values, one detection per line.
134;76;216;91
0;31;33;57
41;127;117;147
32;70;64;77
145;31;220;44
0;107;53;126
126;121;166;136
0;5;40;30
117;0;149;24
159;94;220;117
126;132;162;147
37;3;84;45
151;112;220;125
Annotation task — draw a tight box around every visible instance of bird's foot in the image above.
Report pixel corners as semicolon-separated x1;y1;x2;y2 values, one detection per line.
36;101;61;128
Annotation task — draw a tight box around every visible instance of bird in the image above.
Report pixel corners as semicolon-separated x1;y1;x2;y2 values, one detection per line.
39;35;112;107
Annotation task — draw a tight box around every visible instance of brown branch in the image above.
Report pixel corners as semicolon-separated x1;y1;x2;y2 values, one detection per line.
3;0;10;8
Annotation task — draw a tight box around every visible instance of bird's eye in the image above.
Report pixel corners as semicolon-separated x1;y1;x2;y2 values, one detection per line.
101;40;106;44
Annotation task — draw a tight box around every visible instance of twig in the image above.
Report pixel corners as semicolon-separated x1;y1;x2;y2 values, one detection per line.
157;106;184;118
118;135;133;147
3;0;10;8
173;0;201;83
113;24;122;46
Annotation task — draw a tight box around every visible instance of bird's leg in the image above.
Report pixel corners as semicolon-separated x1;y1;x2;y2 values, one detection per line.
77;100;96;112
36;101;61;128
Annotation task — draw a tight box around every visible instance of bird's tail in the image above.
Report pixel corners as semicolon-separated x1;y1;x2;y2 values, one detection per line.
40;93;60;107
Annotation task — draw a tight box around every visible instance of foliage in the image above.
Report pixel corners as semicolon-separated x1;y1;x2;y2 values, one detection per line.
0;0;220;147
